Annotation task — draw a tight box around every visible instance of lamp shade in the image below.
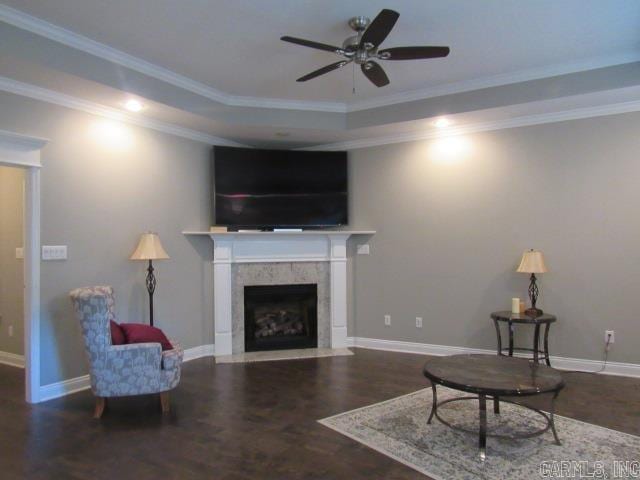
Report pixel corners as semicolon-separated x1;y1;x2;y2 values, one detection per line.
130;232;170;260
516;249;547;274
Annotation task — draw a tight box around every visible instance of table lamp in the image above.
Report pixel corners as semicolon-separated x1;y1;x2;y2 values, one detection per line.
516;249;548;317
130;232;169;326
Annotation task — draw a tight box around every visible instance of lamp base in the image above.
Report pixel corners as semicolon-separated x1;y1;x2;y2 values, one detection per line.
525;307;544;317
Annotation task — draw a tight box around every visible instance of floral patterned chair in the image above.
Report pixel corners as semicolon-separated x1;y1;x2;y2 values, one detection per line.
69;286;183;418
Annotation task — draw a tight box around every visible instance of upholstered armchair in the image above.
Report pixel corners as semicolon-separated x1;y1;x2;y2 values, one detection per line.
69;286;183;418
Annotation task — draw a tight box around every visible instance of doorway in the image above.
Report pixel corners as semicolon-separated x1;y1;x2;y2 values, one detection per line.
0;129;45;403
0;165;25;369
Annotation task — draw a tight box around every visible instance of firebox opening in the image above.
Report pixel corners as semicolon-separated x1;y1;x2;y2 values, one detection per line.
244;284;318;352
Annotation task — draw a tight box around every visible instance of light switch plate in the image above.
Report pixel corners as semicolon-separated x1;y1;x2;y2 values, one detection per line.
42;245;68;260
15;247;24;259
357;244;370;255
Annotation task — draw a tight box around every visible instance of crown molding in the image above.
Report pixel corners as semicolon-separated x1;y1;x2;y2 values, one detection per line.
2;4;638;116
301;98;640;151
0;128;48;151
0;4;345;113
3;74;639;153
0;75;247;146
345;52;640;112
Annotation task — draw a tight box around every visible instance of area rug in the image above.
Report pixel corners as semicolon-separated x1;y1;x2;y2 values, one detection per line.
319;387;640;479
215;347;353;364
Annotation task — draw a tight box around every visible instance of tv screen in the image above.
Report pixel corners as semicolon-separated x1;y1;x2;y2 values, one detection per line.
213;146;348;228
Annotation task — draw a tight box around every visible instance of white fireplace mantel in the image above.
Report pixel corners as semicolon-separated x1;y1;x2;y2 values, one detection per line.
183;230;375;356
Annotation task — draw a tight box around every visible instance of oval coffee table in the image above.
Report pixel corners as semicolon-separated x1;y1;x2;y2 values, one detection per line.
423;354;565;460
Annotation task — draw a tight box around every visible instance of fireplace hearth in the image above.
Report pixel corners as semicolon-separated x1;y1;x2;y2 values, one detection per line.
244;284;318;352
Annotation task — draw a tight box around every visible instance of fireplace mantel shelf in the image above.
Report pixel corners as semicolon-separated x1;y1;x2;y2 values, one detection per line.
183;230;375;236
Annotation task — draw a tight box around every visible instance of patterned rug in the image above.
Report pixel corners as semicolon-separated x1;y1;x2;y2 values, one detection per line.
319;387;640;479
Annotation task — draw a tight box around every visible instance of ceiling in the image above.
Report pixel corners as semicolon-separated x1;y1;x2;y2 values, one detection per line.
0;1;639;148
3;0;640;105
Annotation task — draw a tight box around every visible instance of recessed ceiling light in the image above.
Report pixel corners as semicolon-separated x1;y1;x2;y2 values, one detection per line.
123;99;144;112
433;118;452;128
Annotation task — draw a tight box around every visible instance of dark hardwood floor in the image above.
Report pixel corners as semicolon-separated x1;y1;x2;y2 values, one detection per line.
1;348;639;479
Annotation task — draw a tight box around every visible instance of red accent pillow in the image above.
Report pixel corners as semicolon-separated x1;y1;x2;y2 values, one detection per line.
110;320;126;345
120;323;173;351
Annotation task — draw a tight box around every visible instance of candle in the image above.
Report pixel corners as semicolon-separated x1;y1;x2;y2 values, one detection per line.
512;298;520;314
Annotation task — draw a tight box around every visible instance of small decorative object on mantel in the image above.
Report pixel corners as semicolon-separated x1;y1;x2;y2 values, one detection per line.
130;232;170;327
516;249;548;317
210;226;228;233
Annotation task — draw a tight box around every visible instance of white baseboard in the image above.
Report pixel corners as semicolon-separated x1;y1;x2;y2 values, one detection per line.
37;344;217;402
0;350;25;368
36;337;637;402
183;344;215;361
346;336;640;379
39;374;91;402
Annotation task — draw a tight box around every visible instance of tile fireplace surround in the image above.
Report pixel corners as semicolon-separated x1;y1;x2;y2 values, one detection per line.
183;231;375;356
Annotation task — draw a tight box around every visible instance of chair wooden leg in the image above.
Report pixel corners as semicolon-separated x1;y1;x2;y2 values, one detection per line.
94;397;106;419
160;392;170;413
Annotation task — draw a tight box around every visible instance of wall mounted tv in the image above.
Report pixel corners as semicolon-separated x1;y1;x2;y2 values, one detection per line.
213;146;348;228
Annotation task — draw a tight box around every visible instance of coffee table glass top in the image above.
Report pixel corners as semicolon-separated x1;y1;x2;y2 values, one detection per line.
423;354;564;396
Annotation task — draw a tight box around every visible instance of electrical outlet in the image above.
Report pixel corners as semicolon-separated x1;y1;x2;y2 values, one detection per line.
8;325;13;337
416;317;423;328
357;244;370;255
605;330;615;344
384;314;391;326
15;247;24;259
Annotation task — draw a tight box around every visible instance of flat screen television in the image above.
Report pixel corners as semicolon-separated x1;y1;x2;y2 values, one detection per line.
213;146;348;228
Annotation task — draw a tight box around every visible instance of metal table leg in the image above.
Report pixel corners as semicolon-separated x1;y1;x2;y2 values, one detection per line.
479;394;487;461
544;322;552;366
427;383;437;424
493;395;500;414
533;323;541;364
508;321;514;357
550;391;561;445
493;318;502;356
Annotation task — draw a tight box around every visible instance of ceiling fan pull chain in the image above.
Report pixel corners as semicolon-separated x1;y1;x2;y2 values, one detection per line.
352;61;356;94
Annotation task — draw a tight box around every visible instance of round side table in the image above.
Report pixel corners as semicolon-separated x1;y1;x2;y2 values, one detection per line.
490;311;556;366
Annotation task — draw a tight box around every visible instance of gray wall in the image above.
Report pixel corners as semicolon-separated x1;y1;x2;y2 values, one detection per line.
0;92;215;385
1;88;639;387
348;111;640;364
0;165;25;356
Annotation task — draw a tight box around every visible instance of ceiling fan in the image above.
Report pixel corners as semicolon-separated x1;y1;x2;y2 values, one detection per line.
281;9;450;88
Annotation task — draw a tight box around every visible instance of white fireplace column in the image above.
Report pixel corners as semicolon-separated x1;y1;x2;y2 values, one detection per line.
329;234;349;350
212;236;234;356
194;231;374;357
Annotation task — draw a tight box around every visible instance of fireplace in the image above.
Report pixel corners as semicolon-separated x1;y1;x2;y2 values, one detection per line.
244;284;318;352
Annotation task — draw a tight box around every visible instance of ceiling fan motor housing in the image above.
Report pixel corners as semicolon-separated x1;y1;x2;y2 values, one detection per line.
348;16;370;32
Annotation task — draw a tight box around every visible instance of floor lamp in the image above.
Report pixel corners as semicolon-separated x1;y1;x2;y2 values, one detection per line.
130;232;170;326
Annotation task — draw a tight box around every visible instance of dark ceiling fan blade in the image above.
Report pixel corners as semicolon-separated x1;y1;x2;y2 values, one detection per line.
297;60;352;82
361;61;390;87
378;46;450;60
281;36;343;54
360;9;399;49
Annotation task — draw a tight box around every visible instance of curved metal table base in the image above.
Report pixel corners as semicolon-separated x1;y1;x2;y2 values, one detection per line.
427;385;561;461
